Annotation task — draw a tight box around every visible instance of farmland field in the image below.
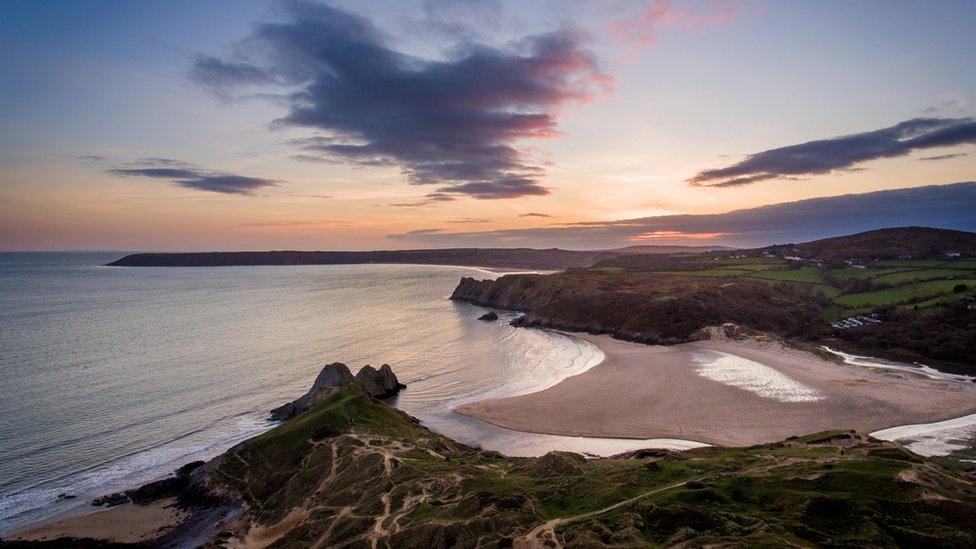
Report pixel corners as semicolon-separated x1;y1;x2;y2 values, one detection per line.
873;268;975;284
747;266;826;284
833;278;976;307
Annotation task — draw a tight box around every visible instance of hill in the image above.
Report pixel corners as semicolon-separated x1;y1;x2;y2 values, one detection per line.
10;383;976;547
763;227;976;263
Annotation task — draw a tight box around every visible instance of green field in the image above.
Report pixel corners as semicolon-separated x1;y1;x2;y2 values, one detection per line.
873;268;975;284
875;259;950;268
747;266;826;284
948;258;976;268
834;278;976;307
828;267;902;280
629;253;975;318
658;269;753;277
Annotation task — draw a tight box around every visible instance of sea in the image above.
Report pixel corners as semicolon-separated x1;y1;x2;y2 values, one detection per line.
0;252;697;533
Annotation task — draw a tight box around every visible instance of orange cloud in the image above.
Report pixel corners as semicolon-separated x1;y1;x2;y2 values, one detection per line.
628;230;728;241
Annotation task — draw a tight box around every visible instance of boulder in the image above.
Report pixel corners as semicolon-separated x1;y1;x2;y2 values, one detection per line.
478;311;499;321
92;492;129;507
722;322;741;339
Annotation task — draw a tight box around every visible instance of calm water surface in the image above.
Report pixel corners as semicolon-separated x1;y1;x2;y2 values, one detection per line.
0;253;686;532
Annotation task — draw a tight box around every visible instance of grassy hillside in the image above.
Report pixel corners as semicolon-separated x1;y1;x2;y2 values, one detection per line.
452;228;976;370
201;388;976;547
763;226;976;263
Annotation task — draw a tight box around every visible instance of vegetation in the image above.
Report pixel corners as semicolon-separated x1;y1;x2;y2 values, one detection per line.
453;227;976;370
196;388;976;547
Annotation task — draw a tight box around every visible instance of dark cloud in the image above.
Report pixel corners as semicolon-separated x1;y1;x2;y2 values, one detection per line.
519;212;551;217
75;155;107;162
918;153;968;162
108;159;278;195
448;217;491;223
190;0;610;201
689;117;976;187
390;193;458;207
188;56;280;100
400;228;445;236
923;98;965;114
387;182;976;249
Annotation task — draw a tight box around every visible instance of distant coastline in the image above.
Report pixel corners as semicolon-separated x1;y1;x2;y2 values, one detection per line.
105;245;729;270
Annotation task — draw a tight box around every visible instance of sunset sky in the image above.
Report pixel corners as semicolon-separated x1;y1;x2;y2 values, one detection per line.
2;0;975;251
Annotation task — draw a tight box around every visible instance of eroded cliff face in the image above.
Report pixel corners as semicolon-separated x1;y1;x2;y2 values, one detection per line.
451;272;829;345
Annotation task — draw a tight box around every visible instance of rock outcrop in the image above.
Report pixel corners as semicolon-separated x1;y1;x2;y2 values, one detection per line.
270;362;405;421
356;364;406;399
478;311;498;321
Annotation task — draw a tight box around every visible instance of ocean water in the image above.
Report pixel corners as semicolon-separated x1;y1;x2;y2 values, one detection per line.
0;253;695;533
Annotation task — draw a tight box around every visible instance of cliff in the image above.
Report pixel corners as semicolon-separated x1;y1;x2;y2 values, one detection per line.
451;272;829;344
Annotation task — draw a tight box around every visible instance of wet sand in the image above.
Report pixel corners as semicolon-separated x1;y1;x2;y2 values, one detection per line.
6;498;186;544
456;332;976;446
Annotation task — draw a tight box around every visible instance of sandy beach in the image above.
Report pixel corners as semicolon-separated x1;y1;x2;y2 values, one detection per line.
6;498;187;544
456;331;976;446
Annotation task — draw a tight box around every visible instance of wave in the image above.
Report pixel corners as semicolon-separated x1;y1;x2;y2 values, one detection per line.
0;413;274;534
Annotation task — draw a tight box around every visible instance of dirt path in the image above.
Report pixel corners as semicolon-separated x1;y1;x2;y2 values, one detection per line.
514;481;690;549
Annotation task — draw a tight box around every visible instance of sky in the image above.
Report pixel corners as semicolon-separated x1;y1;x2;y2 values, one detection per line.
1;0;975;251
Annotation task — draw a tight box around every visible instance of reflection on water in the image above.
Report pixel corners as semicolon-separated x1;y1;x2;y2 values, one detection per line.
0;253;701;533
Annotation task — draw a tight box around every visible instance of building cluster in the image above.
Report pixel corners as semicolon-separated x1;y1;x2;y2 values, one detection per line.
831;315;882;330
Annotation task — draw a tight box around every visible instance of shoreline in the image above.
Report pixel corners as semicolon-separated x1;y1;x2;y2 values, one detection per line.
456;330;976;448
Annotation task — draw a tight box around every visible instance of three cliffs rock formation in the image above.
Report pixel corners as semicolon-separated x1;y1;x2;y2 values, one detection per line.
270;362;406;421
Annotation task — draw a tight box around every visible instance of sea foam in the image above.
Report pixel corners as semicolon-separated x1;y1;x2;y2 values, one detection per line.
693;351;823;402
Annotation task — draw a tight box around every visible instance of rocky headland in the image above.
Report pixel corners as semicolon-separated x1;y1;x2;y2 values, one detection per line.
6;361;976;547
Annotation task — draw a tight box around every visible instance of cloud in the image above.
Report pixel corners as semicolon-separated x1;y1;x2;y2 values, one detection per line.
918;153;968;162
108;159;278;195
923;98;966;114
386;182;976;249
519;212;551;217
607;0;746;54
689;117;976;187
400;228;445;236
390;193;458;207
75;155;107;162
448;217;492;223
190;0;610;201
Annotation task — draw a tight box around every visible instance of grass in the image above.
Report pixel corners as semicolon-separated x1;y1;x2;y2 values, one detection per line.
875;259;951;268
873;268;975;284
833;278;976;307
947;258;976;268
828;267;903;280
203;387;976;548
897;291;973;312
747;267;826;284
656;269;754;277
